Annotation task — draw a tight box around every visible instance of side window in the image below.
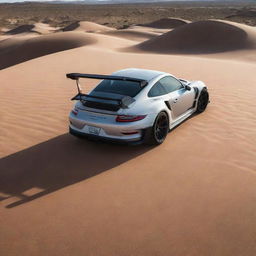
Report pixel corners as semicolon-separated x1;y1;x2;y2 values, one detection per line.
148;81;167;97
159;76;183;93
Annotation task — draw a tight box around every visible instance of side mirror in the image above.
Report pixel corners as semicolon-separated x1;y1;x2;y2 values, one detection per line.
185;85;191;91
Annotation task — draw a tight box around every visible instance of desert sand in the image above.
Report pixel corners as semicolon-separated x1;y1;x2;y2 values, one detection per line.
1;17;256;256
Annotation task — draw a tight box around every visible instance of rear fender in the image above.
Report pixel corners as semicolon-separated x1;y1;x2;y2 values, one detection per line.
189;81;206;93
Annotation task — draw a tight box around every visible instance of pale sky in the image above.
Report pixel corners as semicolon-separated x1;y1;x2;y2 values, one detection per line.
0;0;208;2
0;0;172;1
0;0;245;3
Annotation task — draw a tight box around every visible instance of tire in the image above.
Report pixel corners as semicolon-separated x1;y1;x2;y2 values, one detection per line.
144;112;169;145
196;88;209;113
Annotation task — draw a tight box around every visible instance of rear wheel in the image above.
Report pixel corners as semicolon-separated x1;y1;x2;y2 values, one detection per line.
196;88;209;113
144;112;169;145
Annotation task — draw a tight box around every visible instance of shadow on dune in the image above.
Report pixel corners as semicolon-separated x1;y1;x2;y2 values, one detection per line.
0;32;96;70
5;24;38;35
62;21;80;31
0;134;152;209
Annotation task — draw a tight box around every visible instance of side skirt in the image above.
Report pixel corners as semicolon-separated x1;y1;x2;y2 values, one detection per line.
169;109;195;130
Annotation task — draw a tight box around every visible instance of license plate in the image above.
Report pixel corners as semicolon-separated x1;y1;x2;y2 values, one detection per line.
88;126;101;135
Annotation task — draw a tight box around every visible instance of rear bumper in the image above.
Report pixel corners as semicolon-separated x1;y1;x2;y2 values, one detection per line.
69;127;146;145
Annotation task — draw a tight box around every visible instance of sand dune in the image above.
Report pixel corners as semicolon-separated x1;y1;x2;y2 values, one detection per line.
63;21;114;33
1;19;256;256
140;18;189;29
102;29;158;41
0;31;96;70
128;25;172;35
32;22;59;34
137;20;256;54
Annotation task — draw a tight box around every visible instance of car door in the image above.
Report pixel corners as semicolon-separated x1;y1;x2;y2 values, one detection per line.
159;76;195;119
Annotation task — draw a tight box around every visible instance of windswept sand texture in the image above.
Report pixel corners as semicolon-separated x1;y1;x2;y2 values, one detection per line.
1;15;256;256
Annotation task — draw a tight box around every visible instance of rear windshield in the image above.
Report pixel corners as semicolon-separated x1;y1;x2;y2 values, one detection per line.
93;79;142;97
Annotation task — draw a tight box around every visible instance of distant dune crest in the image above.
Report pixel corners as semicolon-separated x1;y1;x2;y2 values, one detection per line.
0;32;96;70
137;20;256;54
1;19;256;71
140;18;189;29
63;21;114;32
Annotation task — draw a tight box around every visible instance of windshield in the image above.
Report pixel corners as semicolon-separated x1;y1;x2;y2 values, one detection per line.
93;79;142;97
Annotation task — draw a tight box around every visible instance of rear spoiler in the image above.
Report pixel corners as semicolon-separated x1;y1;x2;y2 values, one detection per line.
66;72;142;108
66;73;148;87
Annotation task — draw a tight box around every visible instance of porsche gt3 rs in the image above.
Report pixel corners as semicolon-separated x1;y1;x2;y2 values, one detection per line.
67;68;209;145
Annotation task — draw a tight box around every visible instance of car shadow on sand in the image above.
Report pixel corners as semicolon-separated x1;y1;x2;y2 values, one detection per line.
0;134;152;209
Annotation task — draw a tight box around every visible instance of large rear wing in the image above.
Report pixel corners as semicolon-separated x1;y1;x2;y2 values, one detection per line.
66;73;148;87
66;72;147;108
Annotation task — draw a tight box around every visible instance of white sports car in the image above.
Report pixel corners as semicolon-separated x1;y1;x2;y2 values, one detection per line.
67;68;209;145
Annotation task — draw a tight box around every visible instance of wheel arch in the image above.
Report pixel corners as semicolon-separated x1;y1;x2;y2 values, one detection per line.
155;109;171;129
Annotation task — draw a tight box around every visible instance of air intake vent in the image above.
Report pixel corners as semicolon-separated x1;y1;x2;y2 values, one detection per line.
82;100;120;111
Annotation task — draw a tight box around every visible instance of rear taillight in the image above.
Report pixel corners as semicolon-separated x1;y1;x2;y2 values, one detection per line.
116;115;147;122
72;108;78;116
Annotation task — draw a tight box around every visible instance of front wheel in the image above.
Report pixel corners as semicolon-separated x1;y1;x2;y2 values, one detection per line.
144;112;169;145
196;88;209;113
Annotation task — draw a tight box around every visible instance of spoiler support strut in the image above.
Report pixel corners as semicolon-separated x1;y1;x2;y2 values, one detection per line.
76;79;82;94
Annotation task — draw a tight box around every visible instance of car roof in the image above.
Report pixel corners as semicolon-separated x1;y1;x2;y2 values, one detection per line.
112;68;166;82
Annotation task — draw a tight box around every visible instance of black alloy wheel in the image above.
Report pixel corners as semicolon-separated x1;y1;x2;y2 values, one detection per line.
196;88;209;113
